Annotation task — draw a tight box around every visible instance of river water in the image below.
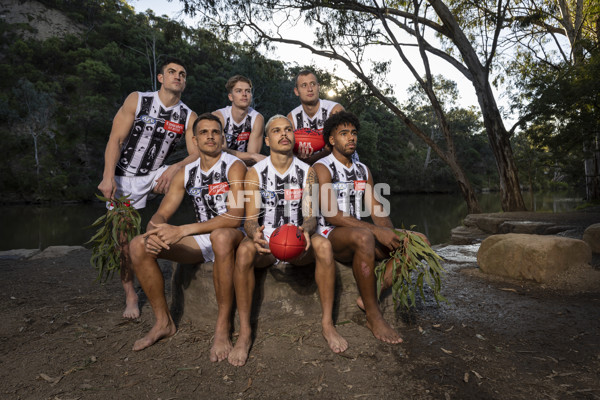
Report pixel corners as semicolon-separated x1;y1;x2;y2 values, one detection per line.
0;192;584;251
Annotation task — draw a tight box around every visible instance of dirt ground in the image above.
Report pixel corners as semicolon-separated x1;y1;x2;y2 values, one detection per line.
1;237;599;400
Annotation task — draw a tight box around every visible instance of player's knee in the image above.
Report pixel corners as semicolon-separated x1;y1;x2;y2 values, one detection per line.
235;241;256;269
129;236;145;265
210;228;234;255
311;236;332;258
353;228;375;251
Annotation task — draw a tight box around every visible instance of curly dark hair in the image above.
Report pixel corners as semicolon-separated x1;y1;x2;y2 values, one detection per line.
322;111;361;145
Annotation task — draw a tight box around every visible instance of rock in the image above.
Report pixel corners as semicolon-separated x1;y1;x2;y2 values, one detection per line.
171;261;396;327
497;220;555;234
436;244;480;264
449;225;487;245
0;249;41;260
29;246;86;260
583;223;600;253
477;233;592;283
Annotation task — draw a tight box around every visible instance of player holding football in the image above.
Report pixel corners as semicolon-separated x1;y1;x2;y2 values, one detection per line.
287;70;344;165
98;57;198;320
213;75;266;166
313;111;405;344
228;115;348;367
128;113;247;363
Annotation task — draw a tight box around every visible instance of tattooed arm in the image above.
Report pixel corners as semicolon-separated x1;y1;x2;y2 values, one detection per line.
300;167;318;236
243;167;270;253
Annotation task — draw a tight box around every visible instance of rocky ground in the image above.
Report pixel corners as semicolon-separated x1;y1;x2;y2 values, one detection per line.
1;210;600;400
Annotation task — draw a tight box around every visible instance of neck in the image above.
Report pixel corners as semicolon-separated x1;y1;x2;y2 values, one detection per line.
332;150;353;168
301;99;321;118
157;87;181;108
269;151;294;174
199;151;222;171
231;104;249;123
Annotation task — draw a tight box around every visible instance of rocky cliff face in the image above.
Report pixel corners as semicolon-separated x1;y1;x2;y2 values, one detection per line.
0;0;83;41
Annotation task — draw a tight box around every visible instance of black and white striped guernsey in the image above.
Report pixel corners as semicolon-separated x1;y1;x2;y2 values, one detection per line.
315;153;369;236
184;153;241;223
216;105;260;152
253;157;310;236
115;91;192;177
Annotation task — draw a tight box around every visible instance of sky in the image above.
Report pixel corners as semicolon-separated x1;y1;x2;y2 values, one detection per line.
131;0;512;123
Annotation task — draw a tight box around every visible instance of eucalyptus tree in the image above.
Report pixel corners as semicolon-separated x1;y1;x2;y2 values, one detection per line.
499;0;600;200
177;0;539;212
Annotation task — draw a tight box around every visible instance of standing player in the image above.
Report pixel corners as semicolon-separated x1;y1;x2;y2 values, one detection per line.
287;69;345;165
128;113;246;362
313;111;404;344
213;75;266;166
98;57;198;320
228;115;348;367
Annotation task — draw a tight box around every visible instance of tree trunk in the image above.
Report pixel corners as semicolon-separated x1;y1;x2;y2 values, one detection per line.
447;158;481;214
584;134;600;201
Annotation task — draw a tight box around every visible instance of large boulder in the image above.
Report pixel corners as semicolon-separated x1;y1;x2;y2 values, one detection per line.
583;223;600;253
170;261;393;328
477;233;592;283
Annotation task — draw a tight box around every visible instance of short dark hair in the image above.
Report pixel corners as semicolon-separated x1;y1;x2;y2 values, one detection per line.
226;75;252;92
295;69;318;87
159;57;186;75
193;113;223;135
322;111;361;144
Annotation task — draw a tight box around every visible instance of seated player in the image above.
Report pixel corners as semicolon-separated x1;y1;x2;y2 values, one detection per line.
228;115;348;367
313;111;408;344
128;113;246;363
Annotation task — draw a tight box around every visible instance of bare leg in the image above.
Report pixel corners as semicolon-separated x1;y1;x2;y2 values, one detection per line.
120;242;140;319
329;228;402;344
209;228;244;362
228;238;257;367
310;235;348;353
129;235;175;350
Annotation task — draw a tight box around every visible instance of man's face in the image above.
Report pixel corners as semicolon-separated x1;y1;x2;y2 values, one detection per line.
294;73;320;106
328;122;358;157
193;119;223;155
265;118;295;153
157;63;187;94
228;81;252;109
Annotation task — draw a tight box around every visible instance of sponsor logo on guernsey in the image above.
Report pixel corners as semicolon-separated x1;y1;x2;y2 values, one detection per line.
188;187;203;196
354;180;367;191
333;182;350;191
208;182;230;196
140;115;156;124
164;120;185;134
260;189;277;202
284;188;303;201
237;131;251;141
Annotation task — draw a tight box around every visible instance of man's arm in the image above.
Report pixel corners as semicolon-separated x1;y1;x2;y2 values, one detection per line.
98;92;138;199
313;163;400;250
243;168;270;253
301;167;318;236
153;111;199;195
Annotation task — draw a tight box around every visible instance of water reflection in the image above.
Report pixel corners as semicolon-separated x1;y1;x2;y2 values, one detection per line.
0;192;584;251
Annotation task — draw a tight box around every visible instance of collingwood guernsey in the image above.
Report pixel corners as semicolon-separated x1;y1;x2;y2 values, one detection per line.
184;153;241;223
116;91;192;177
216;105;260;152
315;153;369;237
253;156;310;236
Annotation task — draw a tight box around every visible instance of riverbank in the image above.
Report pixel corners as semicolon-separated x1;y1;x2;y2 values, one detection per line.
1;209;599;399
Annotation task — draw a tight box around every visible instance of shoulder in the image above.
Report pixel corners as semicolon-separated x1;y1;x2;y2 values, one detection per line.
294;157;310;171
289;104;303;115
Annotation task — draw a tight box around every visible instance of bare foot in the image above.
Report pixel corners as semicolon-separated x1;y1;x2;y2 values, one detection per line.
132;319;176;351
122;297;140;319
366;314;403;344
228;334;252;367
210;331;233;362
322;323;348;353
122;282;139;319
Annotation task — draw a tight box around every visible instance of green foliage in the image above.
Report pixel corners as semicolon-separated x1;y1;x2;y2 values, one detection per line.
375;229;446;309
87;194;141;283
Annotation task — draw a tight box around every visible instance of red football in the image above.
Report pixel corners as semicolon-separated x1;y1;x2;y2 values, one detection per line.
269;224;307;261
293;127;326;154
